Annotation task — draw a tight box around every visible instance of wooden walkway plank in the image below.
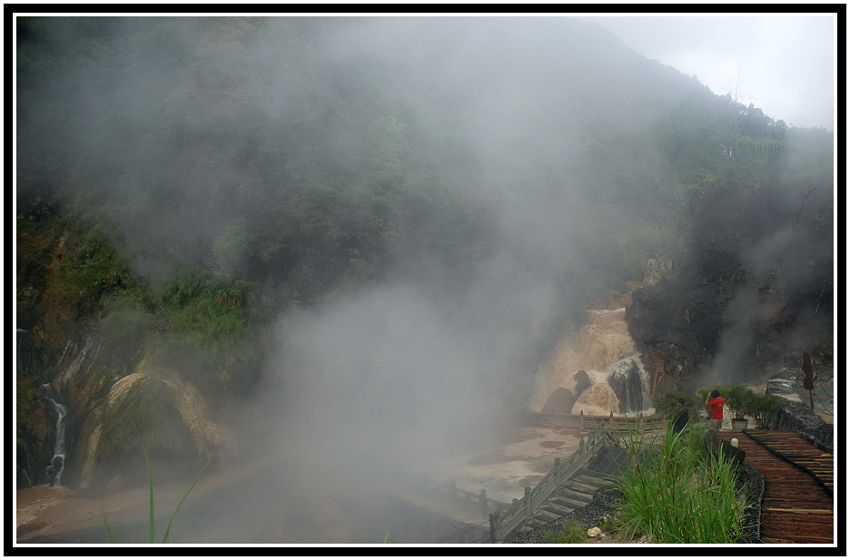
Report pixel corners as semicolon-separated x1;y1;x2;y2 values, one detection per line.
719;431;834;544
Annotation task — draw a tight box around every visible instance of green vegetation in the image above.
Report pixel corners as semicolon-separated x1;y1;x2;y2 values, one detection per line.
697;385;781;429
543;521;588;544
615;424;746;543
541;521;589;544
62;225;136;310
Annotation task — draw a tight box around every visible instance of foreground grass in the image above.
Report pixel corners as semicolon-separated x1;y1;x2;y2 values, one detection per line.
615;424;746;543
542;521;588;544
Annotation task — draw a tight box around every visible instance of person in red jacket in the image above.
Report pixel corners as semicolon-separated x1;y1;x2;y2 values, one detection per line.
705;389;725;431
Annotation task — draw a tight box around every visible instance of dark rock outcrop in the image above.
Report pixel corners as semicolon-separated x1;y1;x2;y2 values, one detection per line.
574;370;592;398
541;370;593;414
625;277;725;393
607;358;645;413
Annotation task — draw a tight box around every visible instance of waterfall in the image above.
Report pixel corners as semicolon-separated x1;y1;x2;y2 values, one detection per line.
41;384;67;488
532;303;654;415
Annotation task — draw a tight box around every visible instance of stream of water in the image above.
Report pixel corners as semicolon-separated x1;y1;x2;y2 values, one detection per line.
41;384;67;488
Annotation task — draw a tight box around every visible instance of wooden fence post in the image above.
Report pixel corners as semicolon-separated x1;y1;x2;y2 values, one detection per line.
579;437;585;454
489;513;497;543
524;487;532;519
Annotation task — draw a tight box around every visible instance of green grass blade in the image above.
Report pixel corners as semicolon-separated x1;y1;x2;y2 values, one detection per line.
143;443;155;543
162;461;209;543
100;510;121;543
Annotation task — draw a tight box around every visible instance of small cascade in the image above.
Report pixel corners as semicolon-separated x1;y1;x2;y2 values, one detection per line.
532;301;653;416
41;384;67;488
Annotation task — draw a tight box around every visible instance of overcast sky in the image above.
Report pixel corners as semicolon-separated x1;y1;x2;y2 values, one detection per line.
590;15;836;130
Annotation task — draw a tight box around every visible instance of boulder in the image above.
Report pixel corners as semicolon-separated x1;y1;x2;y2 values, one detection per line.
574;370;592;397
541;388;575;415
541;370;593;414
572;383;620;417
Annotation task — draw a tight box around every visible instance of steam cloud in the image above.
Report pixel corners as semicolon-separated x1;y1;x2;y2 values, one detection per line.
16;15;833;543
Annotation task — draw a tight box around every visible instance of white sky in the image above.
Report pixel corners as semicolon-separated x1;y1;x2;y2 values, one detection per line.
590;15;836;130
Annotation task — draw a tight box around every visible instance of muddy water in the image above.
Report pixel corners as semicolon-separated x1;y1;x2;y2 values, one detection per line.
530;302;651;415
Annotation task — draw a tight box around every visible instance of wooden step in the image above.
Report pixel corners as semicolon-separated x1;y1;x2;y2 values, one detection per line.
541;504;572;517
551;496;589;510
574;473;611;487
534;510;560;524
558;487;595;502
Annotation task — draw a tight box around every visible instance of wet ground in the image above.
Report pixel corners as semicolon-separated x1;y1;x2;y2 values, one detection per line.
418;425;581;504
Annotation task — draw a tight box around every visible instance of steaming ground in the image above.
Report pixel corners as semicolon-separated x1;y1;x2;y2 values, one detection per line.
424;426;582;503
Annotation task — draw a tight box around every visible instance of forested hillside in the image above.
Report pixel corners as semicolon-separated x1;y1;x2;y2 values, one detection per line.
16;17;833;491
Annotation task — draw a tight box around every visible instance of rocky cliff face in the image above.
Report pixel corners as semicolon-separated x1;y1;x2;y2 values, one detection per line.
34;330;239;492
625;265;833;395
625;277;725;395
16;218;236;491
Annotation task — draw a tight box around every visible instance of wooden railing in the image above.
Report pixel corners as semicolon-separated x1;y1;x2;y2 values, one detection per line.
400;473;510;517
488;429;617;542
526;410;667;433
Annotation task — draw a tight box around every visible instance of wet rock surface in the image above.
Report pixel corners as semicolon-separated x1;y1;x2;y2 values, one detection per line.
767;369;833;452
626;278;723;379
608;358;645;413
737;465;764;543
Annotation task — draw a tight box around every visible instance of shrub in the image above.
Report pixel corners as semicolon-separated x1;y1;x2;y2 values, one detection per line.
748;393;780;429
63;227;134;307
725;386;753;420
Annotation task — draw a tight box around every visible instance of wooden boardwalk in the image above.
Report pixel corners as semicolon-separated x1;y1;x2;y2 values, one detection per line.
720;431;834;544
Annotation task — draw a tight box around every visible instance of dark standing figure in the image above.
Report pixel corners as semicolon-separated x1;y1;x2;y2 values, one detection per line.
672;397;689;434
802;352;817;411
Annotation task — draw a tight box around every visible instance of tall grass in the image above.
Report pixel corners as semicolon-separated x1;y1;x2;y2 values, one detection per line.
616;424;745;543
